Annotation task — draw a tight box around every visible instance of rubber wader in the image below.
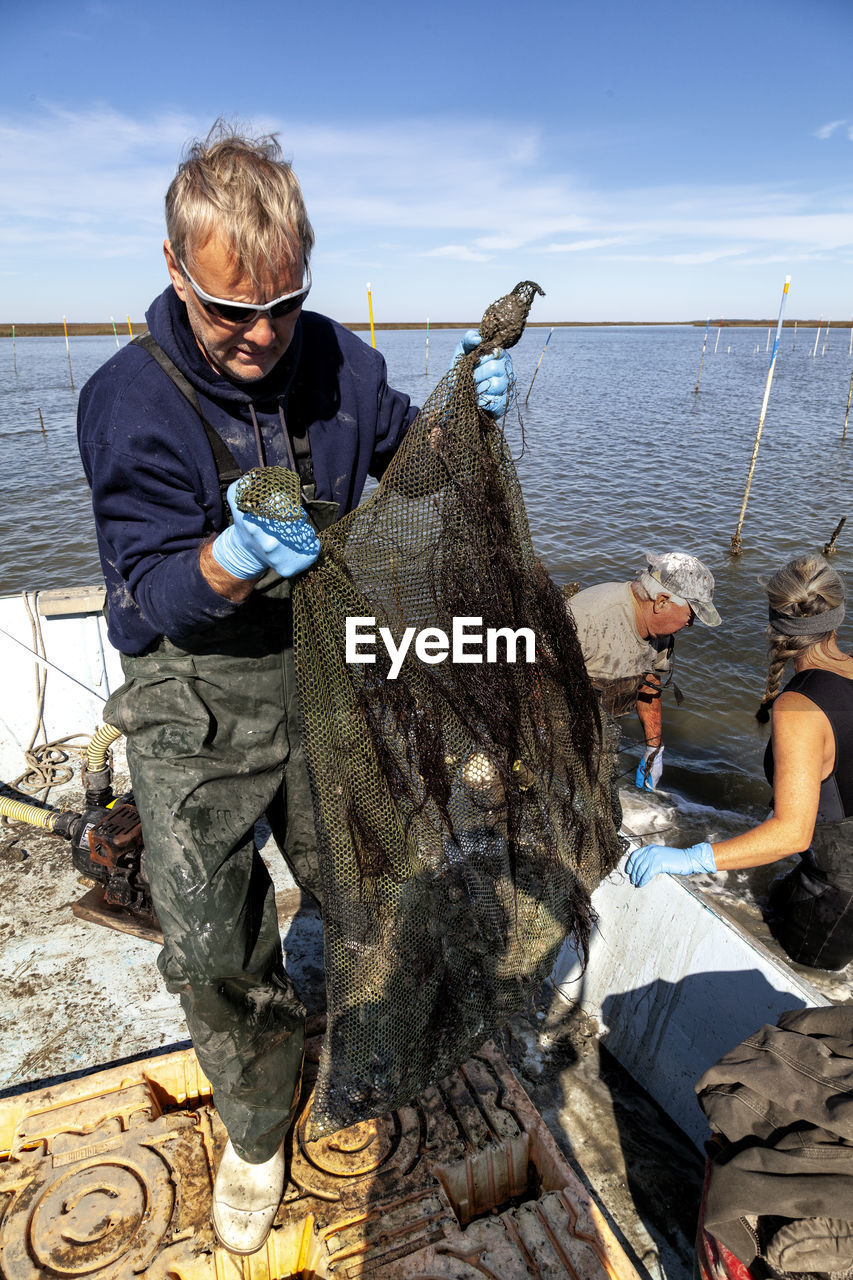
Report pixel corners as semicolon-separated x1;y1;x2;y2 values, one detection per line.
104;492;336;1162
769;815;853;971
105;334;338;1162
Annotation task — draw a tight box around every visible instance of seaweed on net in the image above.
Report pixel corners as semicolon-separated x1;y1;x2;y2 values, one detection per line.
272;282;623;1136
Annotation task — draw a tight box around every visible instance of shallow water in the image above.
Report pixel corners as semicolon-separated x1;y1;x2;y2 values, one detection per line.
3;322;852;993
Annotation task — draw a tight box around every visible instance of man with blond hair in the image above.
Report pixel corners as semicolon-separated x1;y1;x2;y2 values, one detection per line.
78;120;514;1255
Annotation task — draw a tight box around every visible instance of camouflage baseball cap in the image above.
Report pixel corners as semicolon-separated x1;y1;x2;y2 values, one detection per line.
641;551;721;626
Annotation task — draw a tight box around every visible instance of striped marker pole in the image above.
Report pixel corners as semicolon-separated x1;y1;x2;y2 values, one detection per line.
731;276;791;555
693;317;710;394
525;327;554;403
366;283;375;349
62;315;74;390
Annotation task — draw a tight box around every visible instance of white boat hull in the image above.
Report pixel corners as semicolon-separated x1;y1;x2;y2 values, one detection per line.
552;863;829;1149
0;586;122;781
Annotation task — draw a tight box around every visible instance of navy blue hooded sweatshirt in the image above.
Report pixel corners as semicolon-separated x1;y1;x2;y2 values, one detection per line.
78;287;418;654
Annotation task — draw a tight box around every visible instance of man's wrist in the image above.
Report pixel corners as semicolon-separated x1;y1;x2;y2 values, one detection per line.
199;538;258;602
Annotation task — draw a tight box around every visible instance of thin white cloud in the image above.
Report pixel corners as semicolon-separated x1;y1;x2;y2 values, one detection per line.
474;235;531;252
289;128;853;264
546;237;629;252
814;119;848;140
0;102;195;256
423;245;492;262
3;104;853;311
603;246;752;266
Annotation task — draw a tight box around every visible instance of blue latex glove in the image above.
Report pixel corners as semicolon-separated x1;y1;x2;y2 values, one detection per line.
625;840;717;887
635;745;665;791
211;480;321;580
451;329;516;417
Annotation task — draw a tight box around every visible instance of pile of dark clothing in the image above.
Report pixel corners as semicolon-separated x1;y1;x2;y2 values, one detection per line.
697;1008;853;1279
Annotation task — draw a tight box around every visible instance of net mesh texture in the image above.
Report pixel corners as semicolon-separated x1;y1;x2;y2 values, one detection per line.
235;467;304;521
247;283;623;1137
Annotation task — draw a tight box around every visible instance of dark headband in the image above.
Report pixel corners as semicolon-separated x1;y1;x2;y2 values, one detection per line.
769;603;845;636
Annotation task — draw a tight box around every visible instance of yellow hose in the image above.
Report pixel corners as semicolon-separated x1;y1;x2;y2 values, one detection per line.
0;723;124;832
87;723;123;774
0;795;57;830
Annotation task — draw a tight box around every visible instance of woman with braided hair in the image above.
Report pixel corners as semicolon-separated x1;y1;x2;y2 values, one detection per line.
755;554;848;722
626;553;853;971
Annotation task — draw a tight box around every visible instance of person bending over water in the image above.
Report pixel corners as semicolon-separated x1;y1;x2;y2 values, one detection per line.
627;554;853;971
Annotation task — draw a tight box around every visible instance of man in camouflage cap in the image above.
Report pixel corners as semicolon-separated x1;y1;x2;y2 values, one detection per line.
569;552;721;792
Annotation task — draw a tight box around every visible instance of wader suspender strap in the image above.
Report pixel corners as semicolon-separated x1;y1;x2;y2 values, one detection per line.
132;332;243;519
657;636;684;706
286;400;315;488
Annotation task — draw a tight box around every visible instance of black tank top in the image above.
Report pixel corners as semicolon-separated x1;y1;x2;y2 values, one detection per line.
763;668;853;820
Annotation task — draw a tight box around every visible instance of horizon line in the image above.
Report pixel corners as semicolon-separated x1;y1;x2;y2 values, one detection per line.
1;318;847;338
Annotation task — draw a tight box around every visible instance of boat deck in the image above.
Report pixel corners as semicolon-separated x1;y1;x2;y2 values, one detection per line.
0;777;705;1278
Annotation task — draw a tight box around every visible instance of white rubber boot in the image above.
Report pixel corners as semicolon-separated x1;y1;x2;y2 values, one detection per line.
212;1138;285;1255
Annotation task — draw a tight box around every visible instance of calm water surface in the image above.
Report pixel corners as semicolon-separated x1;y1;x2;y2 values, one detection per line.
3;323;853;992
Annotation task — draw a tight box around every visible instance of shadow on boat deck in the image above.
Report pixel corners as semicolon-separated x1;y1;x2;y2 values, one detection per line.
503;978;706;1280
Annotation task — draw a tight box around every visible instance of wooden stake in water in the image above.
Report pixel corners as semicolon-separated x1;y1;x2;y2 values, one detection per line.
425;317;429;376
812;317;822;358
366;283;375;349
730;275;791;555
126;315;134;338
713;325;721;355
110;316;120;349
62;315;75;390
823;516;846;556
37;408;46;435
11;324;16;374
843;368;853;442
693;318;710;394
525;327;554;404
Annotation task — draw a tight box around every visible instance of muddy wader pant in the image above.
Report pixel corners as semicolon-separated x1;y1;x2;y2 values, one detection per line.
769;814;853;971
103;530;333;1163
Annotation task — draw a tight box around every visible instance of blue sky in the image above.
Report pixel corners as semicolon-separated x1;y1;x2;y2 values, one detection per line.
3;0;853;323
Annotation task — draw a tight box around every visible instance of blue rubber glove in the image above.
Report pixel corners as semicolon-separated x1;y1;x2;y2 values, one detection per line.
451;329;517;417
211;480;321;580
635;745;665;791
625;840;717;887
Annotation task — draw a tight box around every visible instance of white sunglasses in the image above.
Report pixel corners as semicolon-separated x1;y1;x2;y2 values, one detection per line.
181;261;311;324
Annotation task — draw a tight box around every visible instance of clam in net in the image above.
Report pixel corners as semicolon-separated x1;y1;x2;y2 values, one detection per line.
243;283;623;1138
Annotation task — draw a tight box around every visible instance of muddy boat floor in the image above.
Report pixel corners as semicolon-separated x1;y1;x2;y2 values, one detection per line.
0;784;704;1279
0;1035;652;1279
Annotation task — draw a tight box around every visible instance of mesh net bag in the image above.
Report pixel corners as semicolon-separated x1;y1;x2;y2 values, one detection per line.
277;282;621;1137
235;466;304;521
